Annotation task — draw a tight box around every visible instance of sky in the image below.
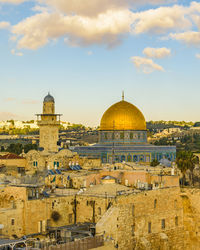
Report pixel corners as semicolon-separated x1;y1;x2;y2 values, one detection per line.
0;0;200;126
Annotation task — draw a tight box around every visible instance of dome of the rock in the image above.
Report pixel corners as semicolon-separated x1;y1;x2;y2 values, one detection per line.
100;100;146;131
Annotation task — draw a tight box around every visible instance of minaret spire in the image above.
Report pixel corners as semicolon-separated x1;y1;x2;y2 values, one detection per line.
122;91;124;101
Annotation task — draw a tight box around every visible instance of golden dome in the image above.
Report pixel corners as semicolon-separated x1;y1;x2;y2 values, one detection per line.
100;100;146;131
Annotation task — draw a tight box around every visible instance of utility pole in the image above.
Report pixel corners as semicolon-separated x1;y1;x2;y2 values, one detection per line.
112;121;115;165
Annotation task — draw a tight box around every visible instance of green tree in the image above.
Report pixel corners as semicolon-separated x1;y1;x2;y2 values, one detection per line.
7;143;23;155
176;151;199;186
150;159;160;167
24;144;38;153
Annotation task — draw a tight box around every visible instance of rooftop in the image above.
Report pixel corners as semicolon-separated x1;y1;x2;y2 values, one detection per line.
0;153;24;160
79;183;133;197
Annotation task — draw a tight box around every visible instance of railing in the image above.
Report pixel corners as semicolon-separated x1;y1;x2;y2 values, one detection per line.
35;236;104;250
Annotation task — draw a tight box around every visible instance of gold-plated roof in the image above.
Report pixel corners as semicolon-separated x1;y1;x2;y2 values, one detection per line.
100;100;146;131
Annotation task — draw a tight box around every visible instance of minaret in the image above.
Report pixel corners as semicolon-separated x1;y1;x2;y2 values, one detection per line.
36;93;62;153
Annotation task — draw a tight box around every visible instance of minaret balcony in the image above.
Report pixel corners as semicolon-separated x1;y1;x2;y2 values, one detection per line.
37;120;60;126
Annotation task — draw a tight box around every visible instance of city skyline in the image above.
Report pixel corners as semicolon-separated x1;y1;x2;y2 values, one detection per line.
0;0;200;126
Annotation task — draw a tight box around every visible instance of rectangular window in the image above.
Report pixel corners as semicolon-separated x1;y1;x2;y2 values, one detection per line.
69;214;73;224
175;216;178;226
38;221;42;233
161;219;165;229
154;199;157;209
132;205;135;216
148;222;151;233
131;224;135;236
11;219;15;225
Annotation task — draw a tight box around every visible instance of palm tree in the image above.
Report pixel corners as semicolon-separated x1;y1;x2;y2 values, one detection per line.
176;151;199;186
188;152;199;186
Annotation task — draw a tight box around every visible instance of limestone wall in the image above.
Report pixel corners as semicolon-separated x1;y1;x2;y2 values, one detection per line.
0;202;24;237
0;158;26;168
76;195;116;223
96;187;185;250
3;185;200;249
181;188;200;249
23;195;75;235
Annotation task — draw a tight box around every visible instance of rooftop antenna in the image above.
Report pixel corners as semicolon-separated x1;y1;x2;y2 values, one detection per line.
122;91;124;101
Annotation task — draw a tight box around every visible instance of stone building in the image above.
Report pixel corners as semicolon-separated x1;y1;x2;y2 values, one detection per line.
25;149;75;171
0;153;26;173
2;179;200;249
0;185;76;237
25;148;101;173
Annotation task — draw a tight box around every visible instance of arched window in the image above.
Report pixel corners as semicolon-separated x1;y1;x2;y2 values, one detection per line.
127;155;132;162
98;207;101;215
133;155;138;162
121;155;126;162
161;219;165;229
9;196;16;209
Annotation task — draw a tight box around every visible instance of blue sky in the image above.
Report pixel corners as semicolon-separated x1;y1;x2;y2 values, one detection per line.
0;0;200;126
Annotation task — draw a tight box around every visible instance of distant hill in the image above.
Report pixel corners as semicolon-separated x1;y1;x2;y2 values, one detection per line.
147;121;194;131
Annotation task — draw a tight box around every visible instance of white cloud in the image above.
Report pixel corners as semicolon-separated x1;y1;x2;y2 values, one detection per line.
196;53;200;59
132;5;191;35
0;21;10;29
11;49;23;56
0;0;27;3
143;47;171;58
12;10;134;49
5;0;200;50
9;35;17;41
87;51;93;56
4;97;16;102
40;0;176;17
131;56;164;73
21;99;39;104
170;31;200;46
0;111;21;120
32;4;52;13
11;2;188;50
